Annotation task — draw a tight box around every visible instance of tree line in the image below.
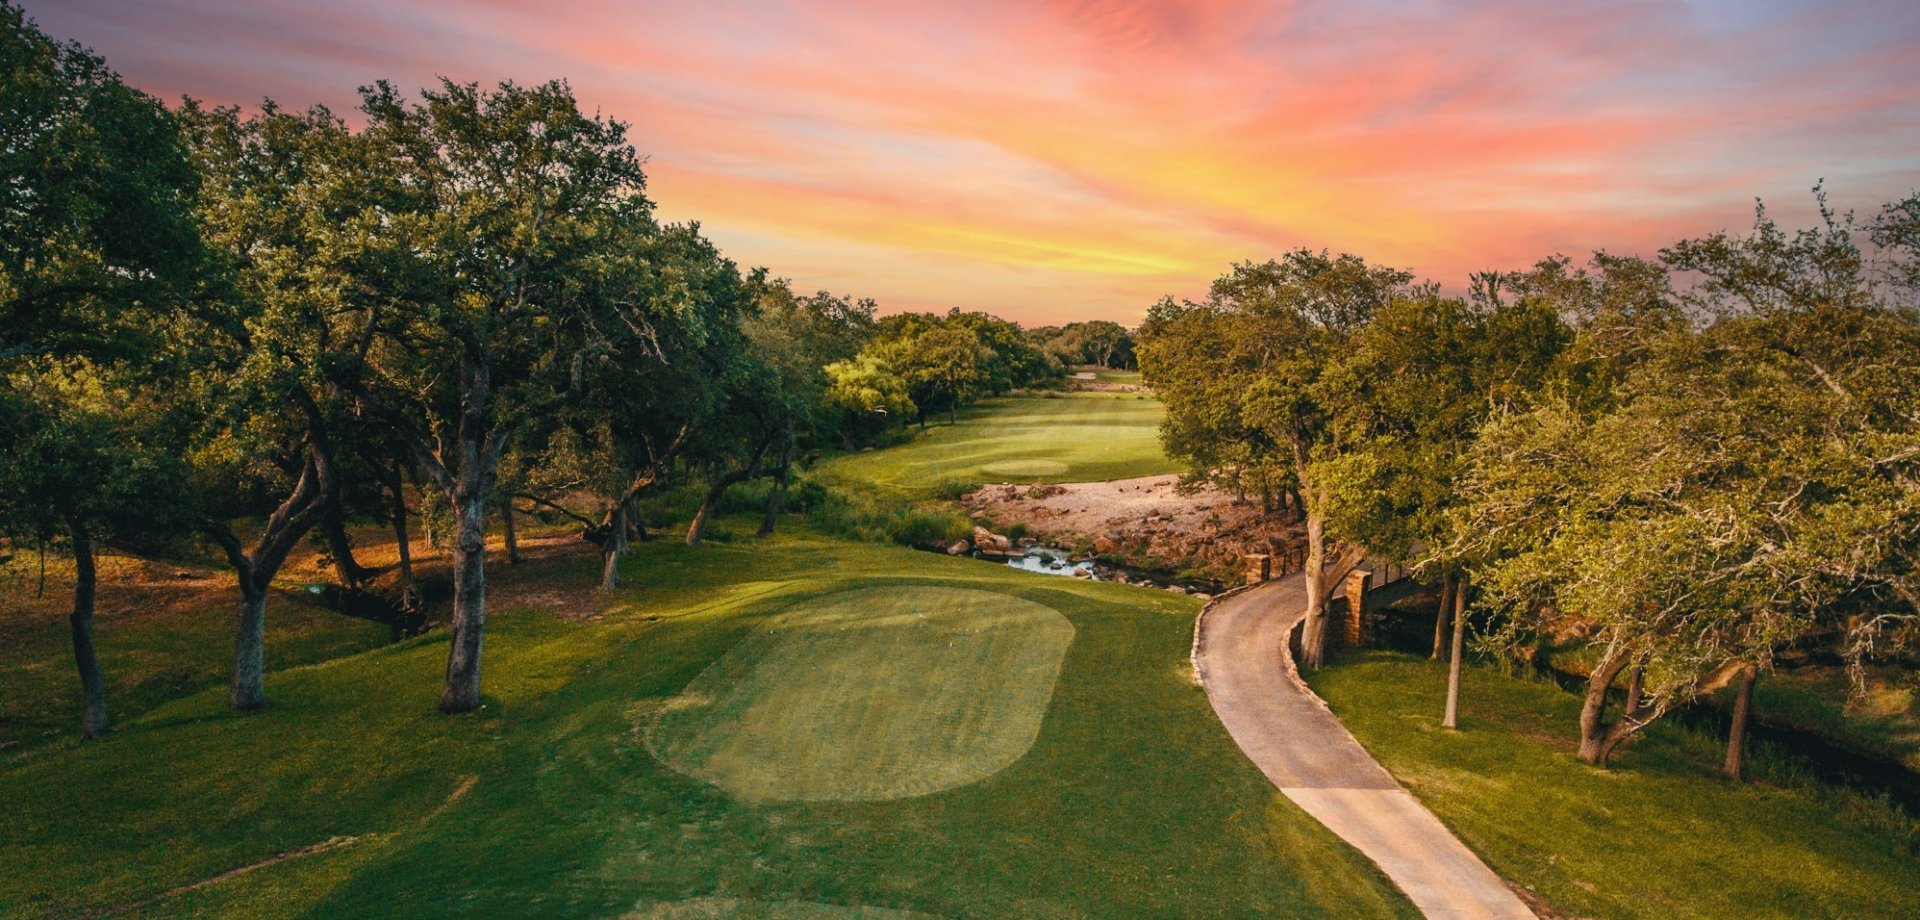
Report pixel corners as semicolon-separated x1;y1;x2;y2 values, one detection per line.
1139;193;1920;777
0;6;1063;737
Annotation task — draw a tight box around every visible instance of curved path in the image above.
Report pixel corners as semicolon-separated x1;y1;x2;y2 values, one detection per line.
1194;575;1535;919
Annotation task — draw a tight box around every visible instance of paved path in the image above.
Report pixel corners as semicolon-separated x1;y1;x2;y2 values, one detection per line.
1194;575;1535;919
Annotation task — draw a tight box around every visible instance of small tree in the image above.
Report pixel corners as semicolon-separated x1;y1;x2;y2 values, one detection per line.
1140;251;1413;668
0;362;185;737
349;79;657;711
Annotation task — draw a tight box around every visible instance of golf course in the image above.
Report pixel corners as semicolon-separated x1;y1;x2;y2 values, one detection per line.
10;5;1920;917
6;389;1916;918
0;530;1418;918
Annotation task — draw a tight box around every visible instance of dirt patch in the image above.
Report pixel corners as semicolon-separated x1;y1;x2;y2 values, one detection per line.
962;475;1302;578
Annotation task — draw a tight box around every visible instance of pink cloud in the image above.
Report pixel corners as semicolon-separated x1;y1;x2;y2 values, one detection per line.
23;0;1920;321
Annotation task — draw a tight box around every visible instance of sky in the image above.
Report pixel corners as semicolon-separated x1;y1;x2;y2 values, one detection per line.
29;0;1920;325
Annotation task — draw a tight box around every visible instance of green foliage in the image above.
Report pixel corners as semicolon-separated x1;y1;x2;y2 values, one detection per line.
1033;320;1136;370
823;354;916;449
1138;249;1416;513
0;3;201;362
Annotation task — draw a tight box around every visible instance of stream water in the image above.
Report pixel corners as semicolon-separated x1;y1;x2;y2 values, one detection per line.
1001;548;1097;578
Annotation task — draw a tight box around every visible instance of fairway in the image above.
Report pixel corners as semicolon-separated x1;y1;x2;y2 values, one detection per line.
649;586;1074;802
813;393;1175;497
628;898;939;919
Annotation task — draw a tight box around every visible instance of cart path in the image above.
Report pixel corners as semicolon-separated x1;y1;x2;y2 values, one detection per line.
1193;575;1536;919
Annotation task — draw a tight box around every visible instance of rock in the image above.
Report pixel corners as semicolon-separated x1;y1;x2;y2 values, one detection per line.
1165;585;1188;594
1072;568;1092;578
971;526;1012;554
946;540;971;556
1092;536;1120;555
1193;593;1213;602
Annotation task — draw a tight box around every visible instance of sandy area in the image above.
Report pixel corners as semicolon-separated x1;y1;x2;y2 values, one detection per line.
962;474;1303;575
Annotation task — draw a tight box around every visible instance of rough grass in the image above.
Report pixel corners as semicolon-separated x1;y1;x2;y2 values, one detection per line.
1308;650;1920;920
649;586;1074;802
0;526;1413;919
0;547;389;759
812;394;1175;499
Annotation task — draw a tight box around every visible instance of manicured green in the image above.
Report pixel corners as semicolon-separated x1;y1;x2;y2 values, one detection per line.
0;528;1413;918
650;586;1074;802
1309;651;1920;920
812;393;1176;498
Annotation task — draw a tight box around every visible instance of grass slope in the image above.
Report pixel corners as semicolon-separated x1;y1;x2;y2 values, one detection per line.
1309;651;1920;920
813;394;1175;499
0;529;1413;919
0;551;388;759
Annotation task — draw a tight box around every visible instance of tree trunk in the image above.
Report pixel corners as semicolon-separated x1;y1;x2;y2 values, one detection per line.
320;495;374;587
1625;662;1646;716
208;442;331;712
229;586;269;710
626;496;647;542
1576;646;1637;766
67;519;109;738
686;444;771;547
758;431;794;538
600;504;627;590
1431;574;1455;661
1725;665;1757;782
440;484;488;714
1443;576;1468;729
502;497;521;565
685;479;727;546
388;475;418;610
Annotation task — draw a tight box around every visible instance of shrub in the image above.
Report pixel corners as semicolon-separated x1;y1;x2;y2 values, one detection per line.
931;479;981;501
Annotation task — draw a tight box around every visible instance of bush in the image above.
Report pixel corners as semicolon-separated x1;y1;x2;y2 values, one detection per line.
884;508;968;548
794;477;969;550
931;478;981;501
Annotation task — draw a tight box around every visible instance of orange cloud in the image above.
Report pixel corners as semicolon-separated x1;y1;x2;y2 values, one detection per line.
25;0;1920;323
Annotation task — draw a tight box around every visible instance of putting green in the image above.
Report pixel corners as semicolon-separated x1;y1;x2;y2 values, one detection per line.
627;898;939;919
648;586;1074;802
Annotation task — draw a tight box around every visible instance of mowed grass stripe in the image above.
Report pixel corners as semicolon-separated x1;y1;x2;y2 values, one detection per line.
648;586;1074;802
813;394;1174;497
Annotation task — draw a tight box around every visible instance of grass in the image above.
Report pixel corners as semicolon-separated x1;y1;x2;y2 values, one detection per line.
1750;664;1920;772
649;586;1075;802
1308;650;1920;920
811;393;1175;499
0;525;1414;918
0;549;389;759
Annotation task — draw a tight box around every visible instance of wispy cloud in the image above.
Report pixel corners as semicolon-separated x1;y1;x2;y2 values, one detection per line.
30;0;1920;323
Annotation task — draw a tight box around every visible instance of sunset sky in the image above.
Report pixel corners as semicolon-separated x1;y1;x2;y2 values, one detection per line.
31;0;1920;325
